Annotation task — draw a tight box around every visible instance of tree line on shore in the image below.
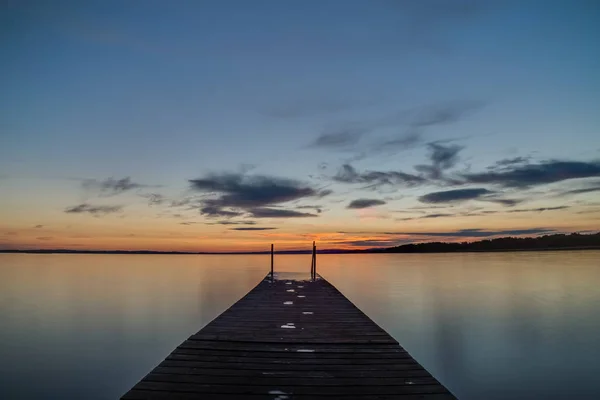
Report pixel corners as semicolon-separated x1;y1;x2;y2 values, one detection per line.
374;232;600;253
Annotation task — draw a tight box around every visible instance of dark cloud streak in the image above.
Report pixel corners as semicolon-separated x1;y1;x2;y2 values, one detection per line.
415;142;464;180
462;160;600;188
230;227;277;231
65;203;123;215
83;177;150;196
419;188;492;203
333;164;426;188
189;173;327;218
347;199;387;209
248;208;318;218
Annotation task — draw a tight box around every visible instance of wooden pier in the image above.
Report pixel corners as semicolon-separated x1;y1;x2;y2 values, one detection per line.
122;273;457;399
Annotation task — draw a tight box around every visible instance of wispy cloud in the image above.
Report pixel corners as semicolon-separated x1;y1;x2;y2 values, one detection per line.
347;199;387;209
339;228;554;238
65;203;122;215
82;177;152;196
206;221;257;226
199;204;244;218
409;100;484;128
419;188;492;203
462;160;600;188
333;164;426;188
398;213;456;221
488;156;531;169
485;198;523;207
34;225;44;229
248;208;318;218
415;142;464;180
368;131;422;155
296;205;323;214
399;206;567;221
308;127;366;149
505;206;569;213
189;172;329;218
393;228;554;238
140;193;167;206
308;101;483;159
558;184;600;196
230;227;278;231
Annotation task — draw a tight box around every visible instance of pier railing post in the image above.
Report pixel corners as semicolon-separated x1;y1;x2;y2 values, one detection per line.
312;242;317;280
270;244;274;281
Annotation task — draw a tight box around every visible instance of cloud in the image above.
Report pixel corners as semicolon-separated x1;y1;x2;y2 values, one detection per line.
462;160;600;188
422;213;454;218
34;225;44;229
296;205;323;214
82;177;150;196
333;164;426;188
559;185;600;196
170;197;200;208
189;173;327;218
65;203;123;215
230;227;278;231
369;131;422;154
347;199;387;209
401;228;554;237
199;203;244;218
308;100;483;155
428;142;464;169
248;208;318;218
489;156;531;169
344;239;411;247
397;212;456;221
400;206;567;220
371;228;554;238
317;189;333;197
140;193;167;206
206;221;257;226
409;100;484;128
419;188;493;203
308;127;366;149
506;206;569;213
36;237;53;241
415;142;464;180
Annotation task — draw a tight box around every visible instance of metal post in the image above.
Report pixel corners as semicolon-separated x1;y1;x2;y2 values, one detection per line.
270;244;274;281
313;241;317;280
310;243;314;280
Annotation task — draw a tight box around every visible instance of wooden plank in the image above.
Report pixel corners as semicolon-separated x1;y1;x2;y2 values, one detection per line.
143;372;440;386
129;381;451;395
121;275;457;399
123;390;457;400
177;340;405;353
152;366;434;378
166;353;417;364
158;360;425;371
172;348;410;359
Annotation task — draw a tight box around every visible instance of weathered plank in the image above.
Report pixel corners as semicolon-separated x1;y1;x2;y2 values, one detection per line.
122;276;457;399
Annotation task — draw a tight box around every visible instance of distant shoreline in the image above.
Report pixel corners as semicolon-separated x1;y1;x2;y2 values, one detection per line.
2;233;598;255
1;246;599;255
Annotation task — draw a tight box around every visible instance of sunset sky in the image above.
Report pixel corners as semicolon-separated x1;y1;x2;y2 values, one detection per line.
1;0;599;252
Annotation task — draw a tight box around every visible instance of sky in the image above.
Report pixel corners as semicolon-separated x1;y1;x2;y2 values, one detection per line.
1;0;599;252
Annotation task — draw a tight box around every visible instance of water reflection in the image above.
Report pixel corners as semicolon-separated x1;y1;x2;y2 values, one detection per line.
1;251;599;399
319;251;600;400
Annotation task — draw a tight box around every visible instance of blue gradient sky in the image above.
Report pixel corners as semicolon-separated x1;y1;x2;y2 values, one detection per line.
1;0;599;251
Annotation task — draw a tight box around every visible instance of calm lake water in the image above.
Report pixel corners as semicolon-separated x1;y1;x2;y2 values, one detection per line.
1;251;599;399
